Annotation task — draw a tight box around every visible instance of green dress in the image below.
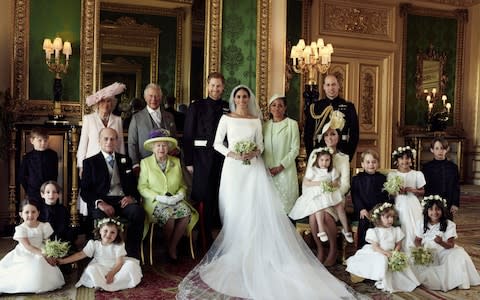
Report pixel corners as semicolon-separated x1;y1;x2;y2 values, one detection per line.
262;117;300;213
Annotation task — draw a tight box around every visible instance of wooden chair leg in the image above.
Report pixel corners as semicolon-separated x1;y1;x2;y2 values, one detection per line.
189;232;195;259
149;223;155;265
140;238;145;265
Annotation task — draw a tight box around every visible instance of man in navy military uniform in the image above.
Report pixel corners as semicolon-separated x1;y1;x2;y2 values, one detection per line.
183;72;230;247
304;74;359;161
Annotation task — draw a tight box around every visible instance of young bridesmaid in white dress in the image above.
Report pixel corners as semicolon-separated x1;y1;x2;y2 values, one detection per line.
58;218;142;291
0;200;64;294
346;202;419;293
387;146;425;250
413;195;480;291
289;147;353;243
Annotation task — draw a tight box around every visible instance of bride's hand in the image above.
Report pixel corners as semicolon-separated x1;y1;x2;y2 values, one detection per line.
244;150;259;160
228;151;243;160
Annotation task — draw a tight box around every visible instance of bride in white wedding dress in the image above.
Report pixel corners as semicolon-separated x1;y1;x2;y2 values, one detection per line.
176;85;357;299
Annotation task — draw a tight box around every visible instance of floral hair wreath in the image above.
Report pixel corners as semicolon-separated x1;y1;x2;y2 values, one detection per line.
371;202;394;222
316;147;333;155
421;195;447;208
310;147;334;166
391;146;417;159
97;217;125;232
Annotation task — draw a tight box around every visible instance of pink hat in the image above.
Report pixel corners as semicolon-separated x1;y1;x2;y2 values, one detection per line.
86;82;126;107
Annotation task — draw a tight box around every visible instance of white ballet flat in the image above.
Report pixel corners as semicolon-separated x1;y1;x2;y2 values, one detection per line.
342;229;354;243
317;232;328;242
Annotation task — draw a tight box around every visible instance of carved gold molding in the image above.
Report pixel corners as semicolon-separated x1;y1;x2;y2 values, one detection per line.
98;16;160;96
359;64;378;132
256;0;270;117
10;0;89;120
80;0;96;119
12;0;28;109
399;3;467;135
100;2;185;109
426;0;477;7
320;0;394;42
204;0;223;92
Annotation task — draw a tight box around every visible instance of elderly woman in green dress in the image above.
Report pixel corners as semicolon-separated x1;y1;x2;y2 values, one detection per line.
138;129;191;260
262;94;300;214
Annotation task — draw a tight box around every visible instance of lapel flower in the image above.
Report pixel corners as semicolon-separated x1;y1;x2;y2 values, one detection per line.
120;158;127;164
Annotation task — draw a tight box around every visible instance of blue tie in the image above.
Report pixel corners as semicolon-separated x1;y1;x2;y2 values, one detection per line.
107;155;114;168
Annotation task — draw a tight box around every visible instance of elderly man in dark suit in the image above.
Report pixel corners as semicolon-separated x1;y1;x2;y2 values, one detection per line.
81;127;145;259
128;83;177;176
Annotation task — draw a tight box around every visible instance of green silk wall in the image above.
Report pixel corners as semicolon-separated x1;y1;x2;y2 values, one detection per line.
29;0;81;101
404;15;457;127
221;0;257;99
286;0;302;121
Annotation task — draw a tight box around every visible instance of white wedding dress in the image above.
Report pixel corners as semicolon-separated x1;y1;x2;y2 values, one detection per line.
177;115;357;300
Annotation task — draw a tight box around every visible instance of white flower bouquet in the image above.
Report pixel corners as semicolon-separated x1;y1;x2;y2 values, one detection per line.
320;181;337;193
383;175;404;195
410;246;434;266
42;239;70;258
234;141;257;165
388;250;408;272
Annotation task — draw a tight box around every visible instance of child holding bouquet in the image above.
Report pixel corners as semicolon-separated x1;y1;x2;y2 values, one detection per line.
413;195;480;291
387;146;425;250
0;200;65;294
289;147;353;243
346;202;419;293
58;218;142;291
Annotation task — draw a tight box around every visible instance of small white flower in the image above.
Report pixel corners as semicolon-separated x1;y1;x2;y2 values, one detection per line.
121;158;127;163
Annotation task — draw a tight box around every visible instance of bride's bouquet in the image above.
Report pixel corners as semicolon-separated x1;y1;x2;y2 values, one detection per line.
383;175;404;195
410;246;434;266
388;250;408;272
234;141;257;165
42;239;70;258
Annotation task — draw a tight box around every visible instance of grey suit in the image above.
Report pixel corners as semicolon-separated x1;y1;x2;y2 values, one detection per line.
128;107;177;165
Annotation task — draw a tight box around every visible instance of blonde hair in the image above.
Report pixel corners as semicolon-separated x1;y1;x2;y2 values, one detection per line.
361;149;379;162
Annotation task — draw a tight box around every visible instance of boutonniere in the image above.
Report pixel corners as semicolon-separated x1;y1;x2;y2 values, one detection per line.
120;158;127;164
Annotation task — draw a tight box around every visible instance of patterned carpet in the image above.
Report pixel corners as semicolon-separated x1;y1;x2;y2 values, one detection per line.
1;194;480;299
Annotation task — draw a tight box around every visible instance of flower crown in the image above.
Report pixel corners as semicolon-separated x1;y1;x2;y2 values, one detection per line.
310;147;334;166
421;195;447;208
392;146;416;159
316;147;333;155
97;217;124;232
371;202;394;221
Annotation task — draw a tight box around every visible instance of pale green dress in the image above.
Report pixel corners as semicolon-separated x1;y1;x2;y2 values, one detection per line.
262;117;300;213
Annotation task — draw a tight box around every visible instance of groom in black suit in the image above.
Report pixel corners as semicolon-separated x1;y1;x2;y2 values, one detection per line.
81;127;145;259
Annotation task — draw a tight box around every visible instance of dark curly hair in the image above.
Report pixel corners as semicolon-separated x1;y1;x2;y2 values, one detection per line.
392;147;416;166
422;199;448;233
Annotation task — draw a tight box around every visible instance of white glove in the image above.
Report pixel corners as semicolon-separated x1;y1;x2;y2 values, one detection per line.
155;195;171;204
169;193;184;205
155;193;184;205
